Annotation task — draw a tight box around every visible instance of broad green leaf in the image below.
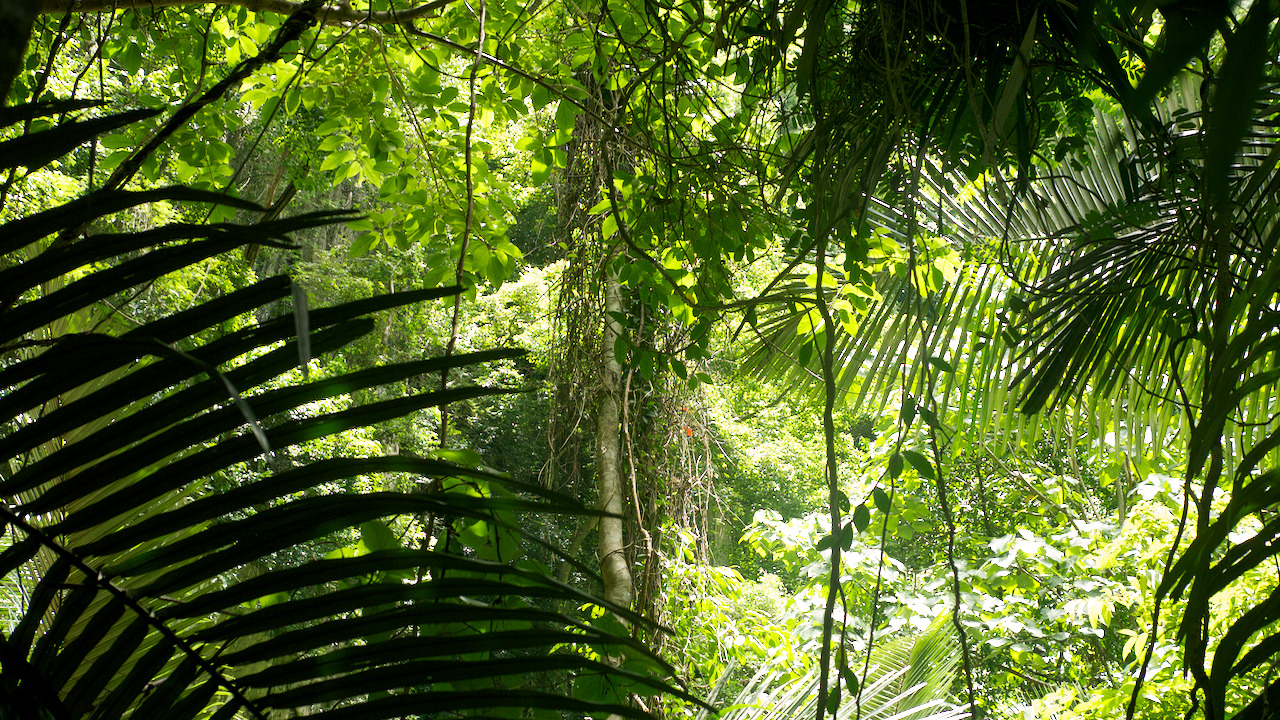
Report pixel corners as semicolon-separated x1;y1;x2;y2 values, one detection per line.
902;450;935;479
872;487;891;514
888;452;904;479
349;232;380;257
118;42;142;73
555;99;577;135
852;504;869;533
360;520;401;552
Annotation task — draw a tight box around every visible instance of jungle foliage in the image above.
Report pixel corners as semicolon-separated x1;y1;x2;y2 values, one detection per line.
0;7;687;718
5;0;1280;719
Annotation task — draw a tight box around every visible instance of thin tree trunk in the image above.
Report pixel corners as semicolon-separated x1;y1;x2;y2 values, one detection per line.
0;0;37;102
597;271;633;611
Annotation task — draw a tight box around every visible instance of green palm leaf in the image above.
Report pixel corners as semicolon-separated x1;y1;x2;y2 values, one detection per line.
0;72;685;720
714;617;966;720
748;74;1280;469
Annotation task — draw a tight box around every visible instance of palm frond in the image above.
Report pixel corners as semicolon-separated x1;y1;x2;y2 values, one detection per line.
0;95;685;720
716;617;967;720
747;76;1280;473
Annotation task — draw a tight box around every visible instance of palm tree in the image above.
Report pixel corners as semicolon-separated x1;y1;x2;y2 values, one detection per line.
739;1;1280;717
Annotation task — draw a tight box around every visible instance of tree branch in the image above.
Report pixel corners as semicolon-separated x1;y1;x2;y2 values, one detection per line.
38;0;453;27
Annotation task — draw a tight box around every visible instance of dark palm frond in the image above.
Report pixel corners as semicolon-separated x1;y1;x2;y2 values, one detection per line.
1007;81;1280;469
1141;106;1280;714
748;3;1280;716
780;65;1280;720
745;0;1276;465
0;107;161;172
770;0;1172;229
0;95;685;720
748;75;1280;470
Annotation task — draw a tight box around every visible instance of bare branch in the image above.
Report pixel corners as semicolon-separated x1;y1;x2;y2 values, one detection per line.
38;0;453;27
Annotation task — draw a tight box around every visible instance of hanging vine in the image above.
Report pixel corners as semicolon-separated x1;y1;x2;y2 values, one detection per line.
541;9;721;663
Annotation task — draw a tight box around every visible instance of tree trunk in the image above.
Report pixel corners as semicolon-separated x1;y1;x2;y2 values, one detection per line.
596;271;633;611
0;0;37;102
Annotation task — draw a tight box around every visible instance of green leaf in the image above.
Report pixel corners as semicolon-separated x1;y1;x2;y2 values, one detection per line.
436;448;484;467
637;350;654;380
841;662;860;697
902;450;935;479
97;133;136;150
872;487;891;514
530;83;550;109
360;520;401;552
852;503;869;533
118;42;142;73
530;155;550;185
555;99;577;135
320;149;353;172
318;134;346;152
670;358;687;380
258;591;289;607
926;355;954;373
798;341;813;367
888;452;903;479
901;395;917;424
349;232;380;257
